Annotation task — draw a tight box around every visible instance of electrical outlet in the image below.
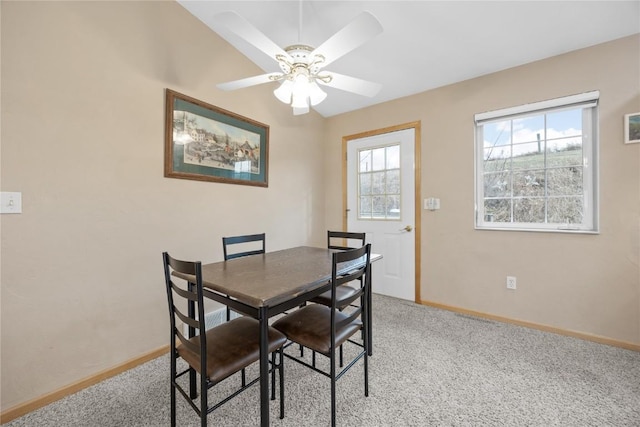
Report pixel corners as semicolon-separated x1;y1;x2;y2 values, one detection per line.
506;276;517;290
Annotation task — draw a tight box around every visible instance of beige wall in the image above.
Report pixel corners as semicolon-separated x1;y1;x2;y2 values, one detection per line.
1;0;639;415
0;1;326;411
325;35;640;346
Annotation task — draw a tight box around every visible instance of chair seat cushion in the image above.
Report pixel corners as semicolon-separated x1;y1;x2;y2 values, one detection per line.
178;316;287;384
309;284;359;309
272;304;362;355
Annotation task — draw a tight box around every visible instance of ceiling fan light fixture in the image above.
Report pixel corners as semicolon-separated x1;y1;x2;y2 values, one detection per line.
273;79;293;104
293;105;310;116
275;72;324;114
212;10;383;116
308;81;327;106
281;75;327;113
291;90;308;109
292;73;310;96
289;72;312;111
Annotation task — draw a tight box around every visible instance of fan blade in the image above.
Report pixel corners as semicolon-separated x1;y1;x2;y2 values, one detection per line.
212;11;291;62
217;73;282;91
317;72;382;97
310;11;383;68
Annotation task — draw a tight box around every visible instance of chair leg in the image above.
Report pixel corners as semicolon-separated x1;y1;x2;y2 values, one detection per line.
364;295;369;398
242;368;246;387
187;283;198;400
271;352;276;401
170;353;177;427
364;349;369;397
189;368;198;400
330;349;336;427
339;306;345;367
279;347;285;419
200;374;208;427
367;280;373;357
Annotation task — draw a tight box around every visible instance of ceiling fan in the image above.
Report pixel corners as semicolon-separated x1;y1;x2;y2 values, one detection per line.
212;7;383;115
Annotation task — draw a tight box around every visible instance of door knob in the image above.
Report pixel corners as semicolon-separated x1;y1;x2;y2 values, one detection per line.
400;225;413;232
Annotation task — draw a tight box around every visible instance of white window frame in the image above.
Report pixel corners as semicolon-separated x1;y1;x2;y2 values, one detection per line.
474;91;599;233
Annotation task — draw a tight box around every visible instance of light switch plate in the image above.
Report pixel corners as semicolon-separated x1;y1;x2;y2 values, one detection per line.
1;192;22;214
424;197;440;210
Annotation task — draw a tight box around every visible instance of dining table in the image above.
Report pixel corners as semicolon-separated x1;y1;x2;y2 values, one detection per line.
172;245;381;427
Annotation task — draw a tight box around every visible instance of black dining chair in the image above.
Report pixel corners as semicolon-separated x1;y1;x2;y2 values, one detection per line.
310;231;366;309
222;232;266;260
310;231;366;365
222;233;266;321
273;244;371;427
162;252;286;427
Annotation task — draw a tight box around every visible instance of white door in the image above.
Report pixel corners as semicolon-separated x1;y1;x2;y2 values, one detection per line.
346;127;416;301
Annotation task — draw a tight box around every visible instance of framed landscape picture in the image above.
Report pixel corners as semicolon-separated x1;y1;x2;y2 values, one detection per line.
164;89;269;187
624;112;640;144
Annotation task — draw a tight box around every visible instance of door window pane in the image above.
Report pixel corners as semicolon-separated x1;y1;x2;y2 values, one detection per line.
371;148;385;171
386;195;400;218
386;145;400;169
359;150;372;173
360;173;371;195
386;169;400;193
371;171;385;194
358;143;401;220
359;197;372;219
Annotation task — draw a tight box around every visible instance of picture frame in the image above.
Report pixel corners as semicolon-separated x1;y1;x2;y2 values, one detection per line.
164;89;269;187
624;112;640;144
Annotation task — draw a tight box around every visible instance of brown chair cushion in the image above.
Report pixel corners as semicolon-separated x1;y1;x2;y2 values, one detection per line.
309;284;359;309
177;316;287;384
272;304;362;355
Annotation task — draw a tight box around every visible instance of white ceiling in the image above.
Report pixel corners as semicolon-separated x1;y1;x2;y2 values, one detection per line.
178;1;640;118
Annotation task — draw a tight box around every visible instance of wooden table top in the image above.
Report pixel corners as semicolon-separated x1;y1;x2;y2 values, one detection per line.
174;246;379;308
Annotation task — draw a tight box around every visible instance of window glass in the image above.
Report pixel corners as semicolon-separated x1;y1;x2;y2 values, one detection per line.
359;150;371;173
386;145;400;169
386;169;400;194
371;148;385;171
358;144;401;220
475;98;598;233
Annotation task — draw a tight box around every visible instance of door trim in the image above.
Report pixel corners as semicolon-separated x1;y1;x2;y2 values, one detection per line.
342;121;422;303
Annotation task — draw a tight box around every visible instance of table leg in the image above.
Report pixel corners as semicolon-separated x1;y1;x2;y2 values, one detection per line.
259;306;269;427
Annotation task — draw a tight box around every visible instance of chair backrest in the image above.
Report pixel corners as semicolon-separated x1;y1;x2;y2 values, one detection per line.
327;230;366;251
331;244;371;334
222;233;266;260
162;252;207;368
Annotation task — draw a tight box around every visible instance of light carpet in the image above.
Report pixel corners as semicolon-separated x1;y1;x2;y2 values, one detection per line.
6;294;640;426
